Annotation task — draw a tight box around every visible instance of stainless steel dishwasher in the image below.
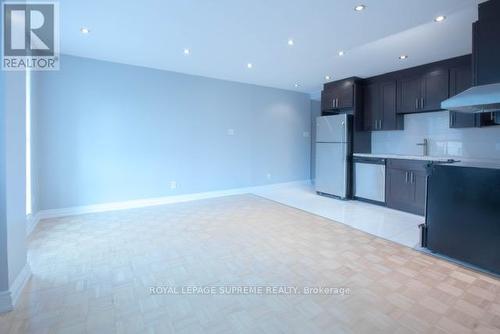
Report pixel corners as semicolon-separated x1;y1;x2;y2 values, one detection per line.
353;156;386;204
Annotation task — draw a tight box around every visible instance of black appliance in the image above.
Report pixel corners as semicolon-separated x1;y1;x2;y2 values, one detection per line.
424;162;500;275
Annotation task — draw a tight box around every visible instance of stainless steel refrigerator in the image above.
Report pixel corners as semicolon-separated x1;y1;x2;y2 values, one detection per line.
315;114;351;199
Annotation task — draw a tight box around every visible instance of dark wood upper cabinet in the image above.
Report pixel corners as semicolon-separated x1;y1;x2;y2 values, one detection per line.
321;89;334;112
397;68;449;114
471;1;500;126
336;82;355;109
449;62;476;128
473;19;500;86
362;83;378;131
450;63;473;95
398;75;422;114
381;81;400;130
363;80;402;131
421;68;449;111
321;79;355;112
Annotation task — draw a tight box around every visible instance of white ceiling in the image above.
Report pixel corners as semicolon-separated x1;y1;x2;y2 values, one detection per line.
58;0;483;97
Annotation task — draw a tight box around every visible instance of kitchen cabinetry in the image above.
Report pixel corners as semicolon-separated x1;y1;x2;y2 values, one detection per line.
386;159;428;216
363;80;402;131
321;78;356;111
473;20;500;86
449;63;476;128
320;77;371;154
397;68;449;114
472;0;500;124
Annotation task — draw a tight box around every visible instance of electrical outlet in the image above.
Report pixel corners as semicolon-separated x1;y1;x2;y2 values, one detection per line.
227;128;235;136
170;181;177;190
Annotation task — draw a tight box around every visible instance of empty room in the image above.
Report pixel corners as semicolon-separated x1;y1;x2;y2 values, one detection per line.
1;0;500;333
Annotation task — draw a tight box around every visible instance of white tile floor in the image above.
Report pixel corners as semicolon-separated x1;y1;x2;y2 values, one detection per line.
252;182;424;248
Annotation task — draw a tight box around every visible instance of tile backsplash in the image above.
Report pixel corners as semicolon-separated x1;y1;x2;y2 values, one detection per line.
372;111;500;160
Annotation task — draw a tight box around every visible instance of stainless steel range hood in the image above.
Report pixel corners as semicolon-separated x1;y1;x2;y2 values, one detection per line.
441;83;500;113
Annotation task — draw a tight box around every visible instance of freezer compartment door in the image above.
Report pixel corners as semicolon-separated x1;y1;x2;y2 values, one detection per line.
315;142;348;198
316;114;348;143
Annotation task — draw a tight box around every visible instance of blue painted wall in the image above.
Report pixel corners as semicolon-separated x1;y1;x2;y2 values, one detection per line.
0;57;8;292
32;55;311;210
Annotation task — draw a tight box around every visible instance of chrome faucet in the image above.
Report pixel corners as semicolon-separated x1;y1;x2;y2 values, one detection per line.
417;139;429;156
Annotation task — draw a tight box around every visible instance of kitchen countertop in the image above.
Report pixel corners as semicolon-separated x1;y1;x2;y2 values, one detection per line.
353;153;456;162
440;161;500;170
353;153;500;168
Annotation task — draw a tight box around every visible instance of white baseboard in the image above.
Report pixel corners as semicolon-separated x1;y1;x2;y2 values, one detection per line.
26;213;40;236
30;180;311;233
0;264;31;314
9;264;31;306
0;290;13;314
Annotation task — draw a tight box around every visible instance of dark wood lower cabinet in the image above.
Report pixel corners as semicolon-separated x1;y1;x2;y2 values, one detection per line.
386;159;428;216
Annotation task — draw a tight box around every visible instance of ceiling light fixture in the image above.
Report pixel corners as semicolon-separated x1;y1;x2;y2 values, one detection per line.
434;15;446;22
325;75;331;81
354;5;366;11
288;39;294;46
338;50;345;56
247;63;253;69
183;48;190;55
80;27;90;34
294;83;300;88
399;55;408;60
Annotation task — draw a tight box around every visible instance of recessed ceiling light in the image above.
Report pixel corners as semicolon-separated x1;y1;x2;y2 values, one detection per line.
338;50;345;56
288;39;294;46
399;55;408;60
354;5;366;11
434;15;446;22
325;75;331;81
183;48;190;55
294;83;300;88
247;63;253;69
80;27;90;34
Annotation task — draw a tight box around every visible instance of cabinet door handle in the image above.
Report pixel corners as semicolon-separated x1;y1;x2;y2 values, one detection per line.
412;172;415;184
336;98;339;108
405;171;409;183
421;98;424;109
415;99;419;110
379;120;382;129
332;99;335;108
